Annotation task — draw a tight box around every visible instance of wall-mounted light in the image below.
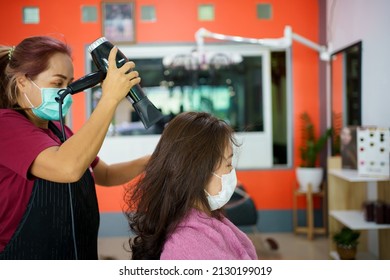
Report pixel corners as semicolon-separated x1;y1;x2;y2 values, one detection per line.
257;3;272;20
141;5;156;22
81;6;97;23
198;4;214;21
23;7;39;24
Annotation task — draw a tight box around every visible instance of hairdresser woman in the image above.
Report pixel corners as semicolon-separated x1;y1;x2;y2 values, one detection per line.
0;36;148;260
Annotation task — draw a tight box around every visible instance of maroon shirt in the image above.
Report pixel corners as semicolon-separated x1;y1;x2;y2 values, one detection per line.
0;109;98;251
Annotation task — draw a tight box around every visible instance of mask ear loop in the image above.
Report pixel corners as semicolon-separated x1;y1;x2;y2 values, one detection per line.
23;77;43;109
205;172;221;197
23;93;35;108
21;78;39;109
29;79;40;89
208;172;224;197
204;189;211;196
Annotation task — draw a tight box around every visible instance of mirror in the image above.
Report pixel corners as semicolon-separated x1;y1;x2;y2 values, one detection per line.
331;41;362;155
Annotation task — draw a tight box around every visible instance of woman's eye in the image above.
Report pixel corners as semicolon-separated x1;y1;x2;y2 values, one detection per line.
52;81;65;87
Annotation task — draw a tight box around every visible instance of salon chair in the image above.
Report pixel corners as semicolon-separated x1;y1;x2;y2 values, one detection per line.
224;185;258;227
224;184;279;251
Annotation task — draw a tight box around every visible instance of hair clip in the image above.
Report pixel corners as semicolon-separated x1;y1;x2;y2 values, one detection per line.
8;46;15;61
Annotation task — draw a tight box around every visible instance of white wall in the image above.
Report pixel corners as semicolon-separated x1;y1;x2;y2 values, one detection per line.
327;0;390;127
327;0;390;257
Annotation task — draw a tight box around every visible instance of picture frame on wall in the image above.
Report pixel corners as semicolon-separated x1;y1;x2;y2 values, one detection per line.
102;1;135;44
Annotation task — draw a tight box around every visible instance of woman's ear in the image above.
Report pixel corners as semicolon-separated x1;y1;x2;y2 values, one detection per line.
15;74;28;92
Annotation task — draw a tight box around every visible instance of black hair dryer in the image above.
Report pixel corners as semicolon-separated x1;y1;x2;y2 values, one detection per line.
88;37;163;129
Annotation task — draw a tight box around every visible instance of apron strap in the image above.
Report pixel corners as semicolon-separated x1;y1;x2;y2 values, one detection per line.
48;121;65;143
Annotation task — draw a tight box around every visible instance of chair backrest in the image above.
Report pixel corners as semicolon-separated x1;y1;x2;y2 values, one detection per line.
223;185;258;226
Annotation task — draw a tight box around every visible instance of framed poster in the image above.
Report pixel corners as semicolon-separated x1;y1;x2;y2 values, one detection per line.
102;1;135;44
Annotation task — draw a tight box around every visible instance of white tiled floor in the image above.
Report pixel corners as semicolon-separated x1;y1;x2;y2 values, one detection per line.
98;232;330;260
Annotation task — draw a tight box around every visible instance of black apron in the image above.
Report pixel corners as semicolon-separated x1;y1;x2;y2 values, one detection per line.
0;122;100;260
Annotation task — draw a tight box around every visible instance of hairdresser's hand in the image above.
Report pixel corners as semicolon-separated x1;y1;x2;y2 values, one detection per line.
100;47;141;104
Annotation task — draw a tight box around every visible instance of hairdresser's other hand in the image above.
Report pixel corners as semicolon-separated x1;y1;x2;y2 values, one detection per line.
100;47;141;104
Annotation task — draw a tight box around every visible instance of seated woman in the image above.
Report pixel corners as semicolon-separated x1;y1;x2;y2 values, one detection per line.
125;111;257;260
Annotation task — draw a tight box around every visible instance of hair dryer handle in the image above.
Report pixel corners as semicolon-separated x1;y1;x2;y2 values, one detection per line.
88;37;164;129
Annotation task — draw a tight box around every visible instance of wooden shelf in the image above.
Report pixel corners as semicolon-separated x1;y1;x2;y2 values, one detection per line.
327;156;390;259
330;210;390;230
328;169;390;182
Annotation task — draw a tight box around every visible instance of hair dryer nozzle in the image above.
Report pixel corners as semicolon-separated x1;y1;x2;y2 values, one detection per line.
88;37;108;53
130;96;164;129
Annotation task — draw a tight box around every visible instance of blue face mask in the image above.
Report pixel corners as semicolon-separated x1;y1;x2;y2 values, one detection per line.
24;80;73;121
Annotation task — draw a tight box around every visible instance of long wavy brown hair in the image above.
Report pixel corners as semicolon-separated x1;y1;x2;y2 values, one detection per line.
124;111;238;260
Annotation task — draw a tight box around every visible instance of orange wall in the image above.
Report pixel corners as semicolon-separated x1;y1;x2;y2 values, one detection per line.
1;0;321;212
332;53;343;118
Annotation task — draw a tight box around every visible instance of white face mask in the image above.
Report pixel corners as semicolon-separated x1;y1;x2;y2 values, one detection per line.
205;168;237;211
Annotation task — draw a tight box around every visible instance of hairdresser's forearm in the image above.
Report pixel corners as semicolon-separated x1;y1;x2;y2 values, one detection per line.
30;97;119;182
60;98;118;177
30;47;140;182
93;155;150;186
